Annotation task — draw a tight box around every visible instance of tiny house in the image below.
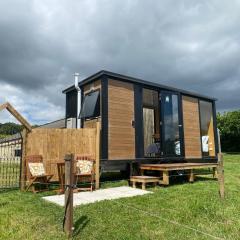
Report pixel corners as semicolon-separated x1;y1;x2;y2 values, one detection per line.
63;70;218;171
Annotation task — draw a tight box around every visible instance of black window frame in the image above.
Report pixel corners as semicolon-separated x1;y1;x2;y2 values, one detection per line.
198;99;216;158
80;89;100;120
160;90;184;158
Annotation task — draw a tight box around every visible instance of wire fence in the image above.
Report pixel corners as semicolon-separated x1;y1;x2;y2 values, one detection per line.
13;169;219;189
0;137;22;189
1;167;235;240
0;149;229;239
7;174;230;240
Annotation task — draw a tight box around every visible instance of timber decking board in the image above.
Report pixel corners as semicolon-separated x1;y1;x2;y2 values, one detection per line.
108;79;135;160
140;162;218;171
182;96;202;159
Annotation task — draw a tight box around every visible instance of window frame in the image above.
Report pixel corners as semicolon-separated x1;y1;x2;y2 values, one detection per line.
198;99;216;158
80;89;101;121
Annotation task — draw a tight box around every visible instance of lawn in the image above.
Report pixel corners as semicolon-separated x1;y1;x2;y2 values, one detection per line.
0;154;239;240
0;162;20;188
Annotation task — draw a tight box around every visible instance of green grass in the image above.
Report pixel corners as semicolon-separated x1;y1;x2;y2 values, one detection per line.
0;154;240;240
0;162;20;188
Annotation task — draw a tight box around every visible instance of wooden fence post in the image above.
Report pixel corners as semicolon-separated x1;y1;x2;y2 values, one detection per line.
20;128;27;191
64;154;74;238
217;153;224;199
95;122;100;189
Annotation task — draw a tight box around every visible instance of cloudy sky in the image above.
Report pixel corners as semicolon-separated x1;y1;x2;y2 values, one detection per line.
0;0;239;124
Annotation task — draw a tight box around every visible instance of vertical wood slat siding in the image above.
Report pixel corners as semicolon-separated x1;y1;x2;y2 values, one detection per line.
84;119;101;128
108;80;135;160
83;80;101;94
26;128;96;181
182;96;202;158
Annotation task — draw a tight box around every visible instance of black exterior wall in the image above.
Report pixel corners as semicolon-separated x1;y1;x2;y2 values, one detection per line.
101;76;108;160
212;101;219;155
178;94;185;158
66;90;77;119
134;84;144;158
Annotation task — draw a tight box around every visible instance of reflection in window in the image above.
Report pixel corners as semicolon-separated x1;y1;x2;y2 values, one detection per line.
79;91;100;120
163;94;181;156
142;89;160;156
199;101;215;157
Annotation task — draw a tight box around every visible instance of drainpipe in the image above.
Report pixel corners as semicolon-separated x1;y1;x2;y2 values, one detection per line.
74;73;81;129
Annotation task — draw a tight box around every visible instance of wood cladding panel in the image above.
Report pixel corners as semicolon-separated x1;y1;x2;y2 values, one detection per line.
83;80;101;94
182;96;202;159
84;118;101;129
108;80;135;160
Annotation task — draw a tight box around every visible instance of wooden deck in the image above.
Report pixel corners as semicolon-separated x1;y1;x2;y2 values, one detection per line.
140;162;218;186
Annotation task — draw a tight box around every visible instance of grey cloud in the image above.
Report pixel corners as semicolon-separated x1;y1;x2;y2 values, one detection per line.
0;0;240;124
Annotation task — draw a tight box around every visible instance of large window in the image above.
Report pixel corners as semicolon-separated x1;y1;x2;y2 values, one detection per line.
66;91;77;118
199;100;215;157
162;92;181;156
80;90;100;120
142;89;160;156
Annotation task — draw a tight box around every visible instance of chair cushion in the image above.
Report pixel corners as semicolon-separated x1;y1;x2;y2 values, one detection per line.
76;160;93;174
28;163;46;177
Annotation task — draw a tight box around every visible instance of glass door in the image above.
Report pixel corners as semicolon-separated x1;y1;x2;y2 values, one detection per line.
160;91;183;157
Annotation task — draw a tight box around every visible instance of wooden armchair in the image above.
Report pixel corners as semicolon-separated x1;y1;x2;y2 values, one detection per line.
25;155;53;193
74;155;95;192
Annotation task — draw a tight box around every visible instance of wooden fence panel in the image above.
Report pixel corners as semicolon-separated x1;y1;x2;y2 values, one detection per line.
25;128;97;181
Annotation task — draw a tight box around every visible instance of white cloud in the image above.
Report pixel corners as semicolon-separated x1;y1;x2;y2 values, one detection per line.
0;83;64;124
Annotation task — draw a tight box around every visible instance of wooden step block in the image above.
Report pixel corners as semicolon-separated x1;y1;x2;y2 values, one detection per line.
130;176;160;190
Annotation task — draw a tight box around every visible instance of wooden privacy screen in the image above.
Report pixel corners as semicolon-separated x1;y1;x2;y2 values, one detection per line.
25;128;97;181
182;96;202;159
108;80;135;160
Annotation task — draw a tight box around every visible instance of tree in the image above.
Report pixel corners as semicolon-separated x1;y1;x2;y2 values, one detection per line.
217;110;240;152
0;122;24;137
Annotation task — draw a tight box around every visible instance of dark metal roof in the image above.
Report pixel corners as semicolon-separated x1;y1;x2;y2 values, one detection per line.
62;70;217;101
0;133;21;143
37;118;66;129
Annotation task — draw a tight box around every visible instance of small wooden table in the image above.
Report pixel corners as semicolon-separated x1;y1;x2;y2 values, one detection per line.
140;163;218;186
130;176;160;190
49;162;65;194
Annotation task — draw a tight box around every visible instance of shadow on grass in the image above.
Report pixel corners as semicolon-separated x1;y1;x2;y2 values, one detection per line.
224;152;240;155
73;215;89;237
195;176;218;181
168;175;217;186
0;187;19;193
